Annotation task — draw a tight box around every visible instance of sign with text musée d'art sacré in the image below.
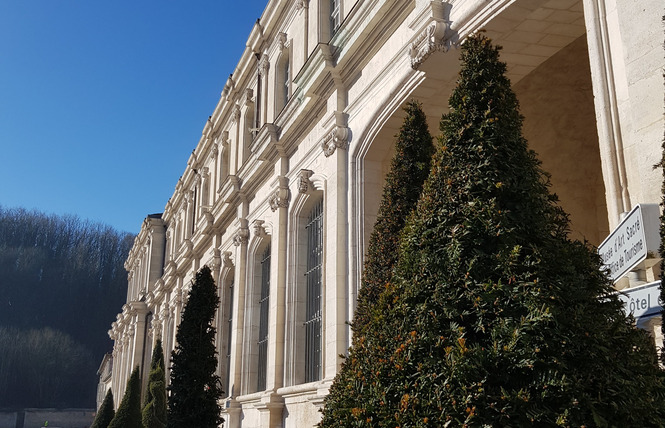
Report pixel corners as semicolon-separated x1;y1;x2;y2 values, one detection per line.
598;204;660;282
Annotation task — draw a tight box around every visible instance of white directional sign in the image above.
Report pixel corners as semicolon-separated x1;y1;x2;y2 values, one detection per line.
598;204;660;282
616;280;662;319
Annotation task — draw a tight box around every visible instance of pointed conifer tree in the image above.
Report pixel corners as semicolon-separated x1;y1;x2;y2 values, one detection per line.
325;34;665;427
320;101;434;425
142;339;167;428
167;265;223;428
108;367;142;428
90;389;114;428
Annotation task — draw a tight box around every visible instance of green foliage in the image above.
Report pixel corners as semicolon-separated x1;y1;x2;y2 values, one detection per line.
320;101;434;426
0;327;96;408
324;34;665;427
91;389;115;428
167;266;223;428
143;340;167;428
109;367;142;428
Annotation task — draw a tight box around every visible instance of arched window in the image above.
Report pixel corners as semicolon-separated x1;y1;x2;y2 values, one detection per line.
304;199;323;382
244;237;271;394
274;50;290;114
217;265;235;398
257;243;271;391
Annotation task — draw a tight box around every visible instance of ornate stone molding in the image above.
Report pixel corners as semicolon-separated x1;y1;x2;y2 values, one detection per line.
233;221;250;246
276;32;288;52
232;105;241;124
298;169;314;194
151;314;162;340
243;88;254;106
211;248;222;271
321;125;351;157
269;176;290;211
223;251;234;268
295;0;309;12
253;220;268;237
258;55;270;77
409;1;452;69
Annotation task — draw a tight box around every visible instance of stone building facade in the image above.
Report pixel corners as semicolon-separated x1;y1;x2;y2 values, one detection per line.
106;0;664;427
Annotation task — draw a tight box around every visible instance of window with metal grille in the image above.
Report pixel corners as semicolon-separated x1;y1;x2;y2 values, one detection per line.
225;278;234;397
257;244;271;391
304;199;323;383
330;0;340;38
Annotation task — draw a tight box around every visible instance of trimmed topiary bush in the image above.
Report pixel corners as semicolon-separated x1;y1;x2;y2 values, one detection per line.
90;389;114;428
108;367;142;428
142;339;167;428
320;101;434;426
167;266;223;428
324;33;665;427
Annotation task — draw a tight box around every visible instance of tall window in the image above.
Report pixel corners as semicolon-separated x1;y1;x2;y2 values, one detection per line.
224;278;234;397
257;244;271;391
304;199;323;382
254;74;262;138
275;51;290;114
330;0;340;38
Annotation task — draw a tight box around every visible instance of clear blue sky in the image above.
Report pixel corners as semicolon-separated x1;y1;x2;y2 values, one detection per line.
0;1;267;234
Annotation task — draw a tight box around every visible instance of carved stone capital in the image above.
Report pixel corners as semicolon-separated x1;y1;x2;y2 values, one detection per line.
243;89;254;106
233;226;250;247
232;105;241;123
211;248;222;271
295;0;309;12
410;2;452;69
321;126;351;157
258;55;270;77
298;169;314;194
269;177;290;211
253;220;268;237
223;251;234;268
276;32;288;52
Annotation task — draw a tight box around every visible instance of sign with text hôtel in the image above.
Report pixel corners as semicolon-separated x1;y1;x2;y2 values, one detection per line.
598;204;660;282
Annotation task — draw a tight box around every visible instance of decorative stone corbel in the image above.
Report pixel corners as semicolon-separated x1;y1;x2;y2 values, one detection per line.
211;248;222;272
295;0;309;12
276;32;288;52
298;169;314;194
269;176;290;211
243;88;254;106
151;313;162;340
253;220;268;237
232;105;241;124
258;55;270;77
223;251;234;268
321;125;351;157
409;1;452;69
233;220;250;246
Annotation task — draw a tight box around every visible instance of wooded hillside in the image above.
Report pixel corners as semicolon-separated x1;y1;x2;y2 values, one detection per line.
0;206;134;408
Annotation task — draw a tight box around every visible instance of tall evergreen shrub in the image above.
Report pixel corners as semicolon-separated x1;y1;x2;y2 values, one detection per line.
320;101;434;425
90;389;114;428
167;266;223;428
108;367;142;428
327;34;665;427
143;340;167;428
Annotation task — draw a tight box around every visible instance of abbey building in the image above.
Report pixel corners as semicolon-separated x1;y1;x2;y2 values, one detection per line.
102;0;665;426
